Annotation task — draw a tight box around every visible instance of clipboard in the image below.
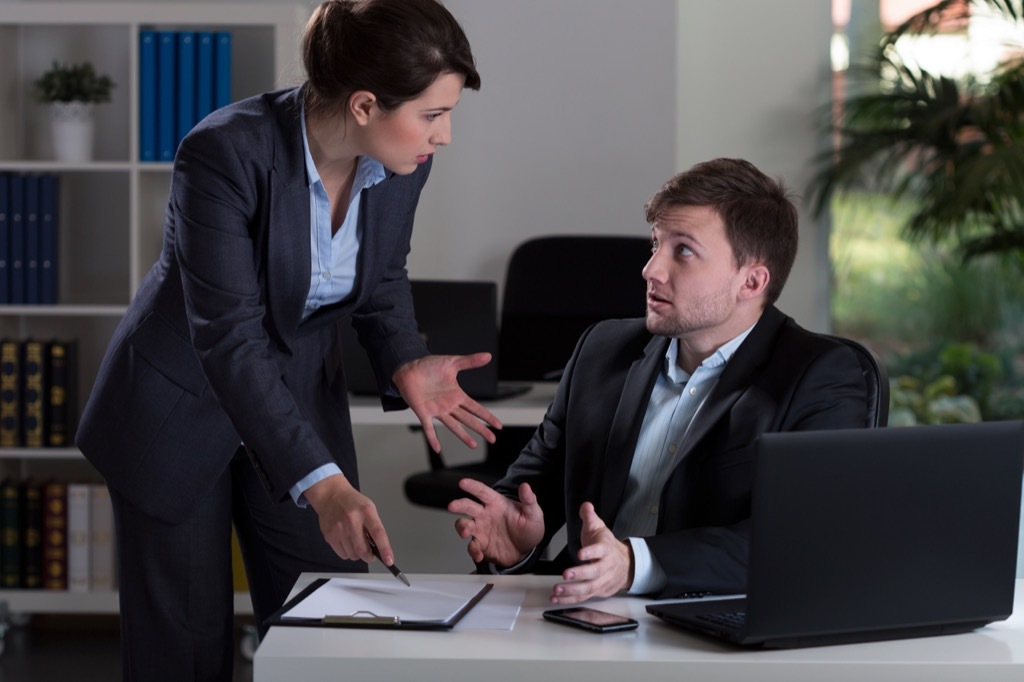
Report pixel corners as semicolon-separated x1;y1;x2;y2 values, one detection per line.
264;577;494;631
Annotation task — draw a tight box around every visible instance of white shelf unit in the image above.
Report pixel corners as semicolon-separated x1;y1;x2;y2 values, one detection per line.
0;2;307;619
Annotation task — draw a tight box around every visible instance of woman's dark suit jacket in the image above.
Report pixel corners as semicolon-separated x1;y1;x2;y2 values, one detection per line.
77;88;431;525
496;306;869;598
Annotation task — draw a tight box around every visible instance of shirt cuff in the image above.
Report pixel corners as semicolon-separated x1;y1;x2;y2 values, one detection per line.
485;546;539;574
625;536;667;595
290;463;344;507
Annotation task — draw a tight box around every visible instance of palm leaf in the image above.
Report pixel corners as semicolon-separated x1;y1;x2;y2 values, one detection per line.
809;0;1024;261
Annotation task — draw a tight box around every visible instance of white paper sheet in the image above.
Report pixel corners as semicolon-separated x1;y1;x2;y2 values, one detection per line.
281;577;491;624
455;587;525;631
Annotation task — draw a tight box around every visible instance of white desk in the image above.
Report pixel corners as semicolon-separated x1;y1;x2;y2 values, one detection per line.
254;574;1024;682
348;382;557;426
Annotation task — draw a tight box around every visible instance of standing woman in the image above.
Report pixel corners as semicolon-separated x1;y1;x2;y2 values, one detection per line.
76;1;495;680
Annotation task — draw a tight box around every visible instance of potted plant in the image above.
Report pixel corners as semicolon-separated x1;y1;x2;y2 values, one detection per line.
31;60;116;162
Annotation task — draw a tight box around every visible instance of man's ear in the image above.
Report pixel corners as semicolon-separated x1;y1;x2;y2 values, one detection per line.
738;263;770;301
348;90;377;125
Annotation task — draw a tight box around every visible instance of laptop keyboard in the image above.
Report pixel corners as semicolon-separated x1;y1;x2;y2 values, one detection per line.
697;611;747;629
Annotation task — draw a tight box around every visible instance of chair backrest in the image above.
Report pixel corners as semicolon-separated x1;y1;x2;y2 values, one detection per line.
822;334;889;427
498;235;651;381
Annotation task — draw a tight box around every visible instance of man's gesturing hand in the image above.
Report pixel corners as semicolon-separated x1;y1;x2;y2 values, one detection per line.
549;502;633;605
449;479;544;567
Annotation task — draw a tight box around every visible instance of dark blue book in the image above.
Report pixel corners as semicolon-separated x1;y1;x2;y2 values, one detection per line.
139;30;158;162
38;174;59;305
23;174;40;305
214;31;232;110
8;174;24;305
157;30;177;162
176;31;196;149
0;173;9;304
196;31;215;124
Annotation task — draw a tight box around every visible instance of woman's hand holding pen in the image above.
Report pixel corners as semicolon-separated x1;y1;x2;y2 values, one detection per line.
393;353;503;452
304;474;394;565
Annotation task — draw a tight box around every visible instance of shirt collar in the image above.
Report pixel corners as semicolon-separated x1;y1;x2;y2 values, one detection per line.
300;104;387;190
664;321;757;384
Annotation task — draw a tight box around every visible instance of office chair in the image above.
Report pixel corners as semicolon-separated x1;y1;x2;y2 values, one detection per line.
403;235;652;509
823;334;889;427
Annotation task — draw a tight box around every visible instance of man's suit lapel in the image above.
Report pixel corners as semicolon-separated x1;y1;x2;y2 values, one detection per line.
599;334;668;517
677;306;788;461
597;306;790;518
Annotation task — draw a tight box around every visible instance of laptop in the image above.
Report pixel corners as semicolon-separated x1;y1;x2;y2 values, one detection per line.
646;421;1024;648
341;279;532;401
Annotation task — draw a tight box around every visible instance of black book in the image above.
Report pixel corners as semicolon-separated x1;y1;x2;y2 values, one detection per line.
0;478;22;588
46;339;78;448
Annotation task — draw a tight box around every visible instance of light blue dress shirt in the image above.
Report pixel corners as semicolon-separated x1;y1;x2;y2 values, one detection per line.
618;325;754;594
498;325;755;588
288;110;386;506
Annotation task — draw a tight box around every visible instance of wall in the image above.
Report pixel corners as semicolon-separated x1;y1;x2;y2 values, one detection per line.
676;1;834;330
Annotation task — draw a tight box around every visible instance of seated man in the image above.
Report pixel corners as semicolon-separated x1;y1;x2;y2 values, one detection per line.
449;157;870;604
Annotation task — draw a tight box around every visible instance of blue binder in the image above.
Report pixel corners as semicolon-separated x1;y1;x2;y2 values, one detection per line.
23;175;40;305
176;31;196;148
196;31;215;123
157;31;177;162
0;173;9;304
214;31;232;110
139;30;158;162
38;174;59;305
8;174;24;305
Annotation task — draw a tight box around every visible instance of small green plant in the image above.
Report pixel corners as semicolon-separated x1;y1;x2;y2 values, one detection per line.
889;375;982;427
31;61;115;104
889;342;1005;420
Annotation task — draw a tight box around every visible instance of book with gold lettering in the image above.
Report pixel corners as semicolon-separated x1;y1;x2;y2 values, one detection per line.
42;480;68;590
0;478;21;588
67;483;91;592
89;483;117;591
21;478;44;588
46;339;78;447
0;339;20;447
21;339;46;448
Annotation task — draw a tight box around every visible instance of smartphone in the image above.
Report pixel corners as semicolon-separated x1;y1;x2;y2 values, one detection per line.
542;607;639;633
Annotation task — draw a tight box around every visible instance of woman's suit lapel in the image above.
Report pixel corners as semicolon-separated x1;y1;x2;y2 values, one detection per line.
266;90;312;343
347;172;407;303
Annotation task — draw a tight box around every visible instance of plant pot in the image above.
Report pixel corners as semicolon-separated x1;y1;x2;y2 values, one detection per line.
50;101;95;162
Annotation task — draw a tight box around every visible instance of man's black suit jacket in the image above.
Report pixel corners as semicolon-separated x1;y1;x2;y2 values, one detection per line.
77;88;430;525
495;306;869;598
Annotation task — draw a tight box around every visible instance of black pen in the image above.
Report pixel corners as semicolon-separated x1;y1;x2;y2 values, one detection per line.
366;535;411;587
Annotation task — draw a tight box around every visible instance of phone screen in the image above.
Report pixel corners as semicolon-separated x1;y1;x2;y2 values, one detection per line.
543;607;639;632
558;608;633;626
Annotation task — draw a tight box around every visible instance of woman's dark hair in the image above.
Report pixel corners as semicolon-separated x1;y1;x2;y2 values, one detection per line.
644;158;799;306
301;0;481;117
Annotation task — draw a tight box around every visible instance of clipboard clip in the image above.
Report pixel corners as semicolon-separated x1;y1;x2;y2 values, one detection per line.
322;610;400;626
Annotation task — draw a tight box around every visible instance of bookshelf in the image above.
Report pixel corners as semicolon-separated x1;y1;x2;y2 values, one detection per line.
0;2;307;626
